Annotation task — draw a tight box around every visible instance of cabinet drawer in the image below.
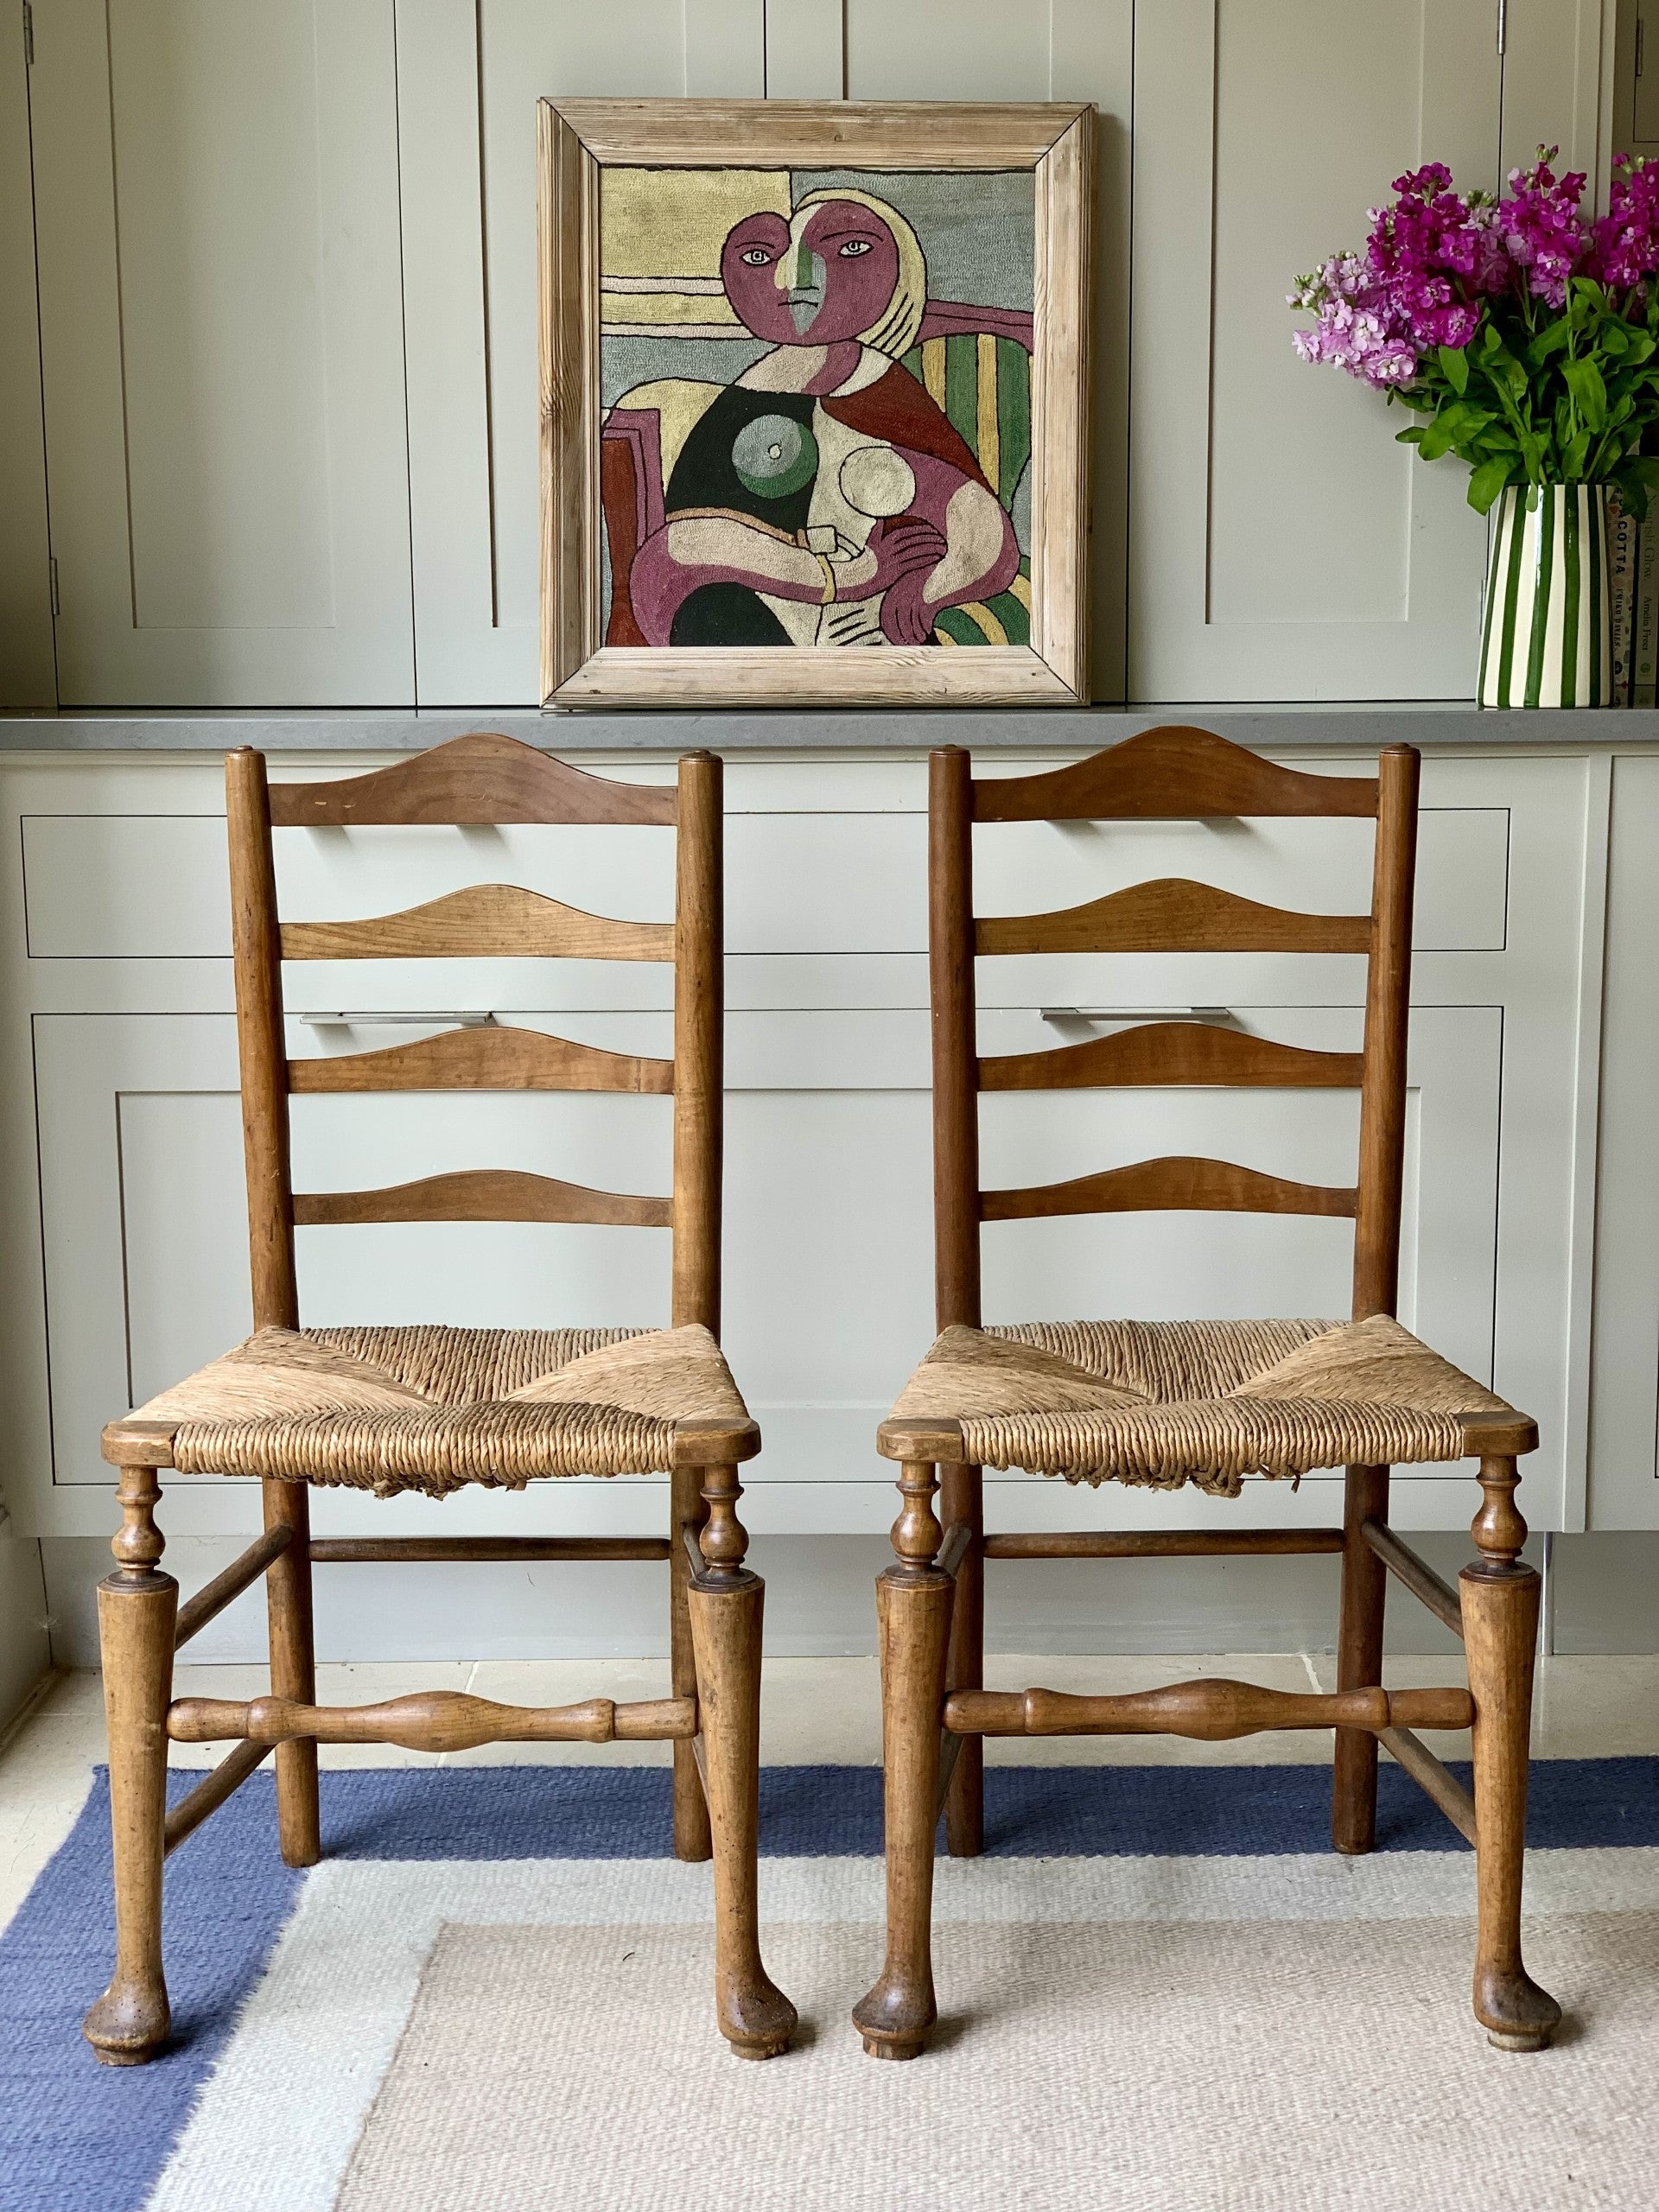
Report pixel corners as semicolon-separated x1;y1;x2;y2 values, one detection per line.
21;802;1506;963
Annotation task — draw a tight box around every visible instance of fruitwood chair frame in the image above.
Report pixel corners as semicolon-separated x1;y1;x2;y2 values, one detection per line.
853;729;1560;2060
85;734;794;2066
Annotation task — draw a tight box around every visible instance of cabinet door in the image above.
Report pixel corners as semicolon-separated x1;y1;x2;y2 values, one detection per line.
395;0;765;706
1588;755;1659;1529
29;1;414;705
1130;0;1503;701
840;0;1131;700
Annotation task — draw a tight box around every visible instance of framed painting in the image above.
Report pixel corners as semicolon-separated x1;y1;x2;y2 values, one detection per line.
537;100;1095;709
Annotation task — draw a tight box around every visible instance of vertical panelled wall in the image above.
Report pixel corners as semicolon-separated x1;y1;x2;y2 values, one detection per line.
398;0;1130;704
3;1;1615;708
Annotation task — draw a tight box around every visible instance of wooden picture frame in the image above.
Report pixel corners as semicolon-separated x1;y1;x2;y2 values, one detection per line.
537;100;1095;709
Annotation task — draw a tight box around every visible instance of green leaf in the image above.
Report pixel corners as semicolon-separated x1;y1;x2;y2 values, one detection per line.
1563;356;1609;429
1561;429;1592;477
1601;321;1632;358
1438;343;1470;393
1527;316;1571;365
1468;455;1513;513
1395;424;1427;445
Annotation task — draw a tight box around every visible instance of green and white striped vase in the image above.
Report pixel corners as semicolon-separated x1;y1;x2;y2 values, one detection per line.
1478;482;1612;708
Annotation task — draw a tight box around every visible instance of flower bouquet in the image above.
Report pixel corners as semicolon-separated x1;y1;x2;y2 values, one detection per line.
1292;152;1659;706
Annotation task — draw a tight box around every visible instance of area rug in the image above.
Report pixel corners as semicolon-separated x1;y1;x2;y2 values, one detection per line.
5;1762;1659;2212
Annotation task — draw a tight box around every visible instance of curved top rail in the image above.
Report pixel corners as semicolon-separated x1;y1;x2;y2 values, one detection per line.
264;734;680;829
969;728;1383;823
976;877;1373;957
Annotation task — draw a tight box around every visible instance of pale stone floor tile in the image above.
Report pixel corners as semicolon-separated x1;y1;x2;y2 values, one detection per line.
1530;1654;1659;1758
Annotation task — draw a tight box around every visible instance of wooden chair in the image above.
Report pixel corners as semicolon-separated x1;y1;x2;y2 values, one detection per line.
853;729;1561;2061
83;733;796;2066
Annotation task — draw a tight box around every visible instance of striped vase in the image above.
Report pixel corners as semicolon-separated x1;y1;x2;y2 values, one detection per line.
1478;482;1612;708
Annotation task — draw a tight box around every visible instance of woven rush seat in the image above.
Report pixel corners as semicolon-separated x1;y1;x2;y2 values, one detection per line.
111;1322;750;1497
884;1313;1513;1495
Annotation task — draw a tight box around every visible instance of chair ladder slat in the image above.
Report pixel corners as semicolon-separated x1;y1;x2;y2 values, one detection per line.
980;1154;1360;1221
281;885;674;963
971;727;1380;823
288;1022;674;1095
975;876;1373;956
979;1023;1363;1091
266;731;677;827
292;1167;671;1228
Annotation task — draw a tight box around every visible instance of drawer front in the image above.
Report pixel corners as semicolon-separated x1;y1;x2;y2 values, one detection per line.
21;801;1507;966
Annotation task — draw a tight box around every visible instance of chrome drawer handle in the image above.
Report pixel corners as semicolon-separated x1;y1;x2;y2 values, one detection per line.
293;1011;497;1029
1039;1006;1232;1025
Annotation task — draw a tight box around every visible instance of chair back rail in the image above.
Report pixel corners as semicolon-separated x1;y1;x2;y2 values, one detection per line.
290;1170;672;1230
279;885;674;963
288;1024;674;1096
225;734;714;1338
264;731;678;827
932;728;1417;1331
979;1158;1360;1224
975;878;1372;957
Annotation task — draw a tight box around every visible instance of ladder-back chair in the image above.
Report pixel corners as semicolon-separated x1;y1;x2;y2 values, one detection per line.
854;728;1560;2061
84;733;796;2066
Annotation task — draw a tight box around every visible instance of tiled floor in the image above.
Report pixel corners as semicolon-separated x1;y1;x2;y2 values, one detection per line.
3;1651;1657;1940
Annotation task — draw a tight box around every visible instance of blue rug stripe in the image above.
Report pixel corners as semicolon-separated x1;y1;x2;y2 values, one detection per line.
324;1756;1659;1861
5;1758;1659;2212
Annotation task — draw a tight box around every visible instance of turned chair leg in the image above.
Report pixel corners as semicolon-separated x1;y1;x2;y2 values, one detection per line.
84;1463;177;2065
941;1462;983;1858
264;1478;320;1869
1461;1455;1561;2051
685;1461;796;2060
1332;1462;1389;1855
854;1461;953;2061
671;1464;713;1862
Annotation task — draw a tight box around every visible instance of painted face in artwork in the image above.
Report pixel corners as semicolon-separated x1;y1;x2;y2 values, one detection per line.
721;199;903;346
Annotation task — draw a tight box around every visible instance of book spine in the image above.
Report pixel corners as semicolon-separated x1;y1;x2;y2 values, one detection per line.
1611;487;1637;707
1636;516;1658;710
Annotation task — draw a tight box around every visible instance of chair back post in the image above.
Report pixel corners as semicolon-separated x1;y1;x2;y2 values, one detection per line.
671;749;723;1333
1351;743;1421;1320
931;746;982;1330
226;747;298;1331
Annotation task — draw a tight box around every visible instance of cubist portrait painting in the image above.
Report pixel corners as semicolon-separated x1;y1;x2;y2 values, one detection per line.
598;168;1035;652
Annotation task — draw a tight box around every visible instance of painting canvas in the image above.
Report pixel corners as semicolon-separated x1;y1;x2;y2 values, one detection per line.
540;103;1094;708
599;167;1035;654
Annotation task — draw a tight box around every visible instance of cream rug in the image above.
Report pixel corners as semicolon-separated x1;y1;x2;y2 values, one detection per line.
334;1914;1658;2212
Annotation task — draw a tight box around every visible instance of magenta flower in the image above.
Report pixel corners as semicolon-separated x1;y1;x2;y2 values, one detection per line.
1290;149;1659;517
1498;150;1589;308
1591;156;1659;293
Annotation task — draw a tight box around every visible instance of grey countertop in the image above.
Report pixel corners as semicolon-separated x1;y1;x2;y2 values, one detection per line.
6;702;1659;753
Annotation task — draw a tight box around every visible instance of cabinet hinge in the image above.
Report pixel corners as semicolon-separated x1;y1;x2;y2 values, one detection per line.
1496;0;1506;57
22;1;32;66
48;556;58;619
